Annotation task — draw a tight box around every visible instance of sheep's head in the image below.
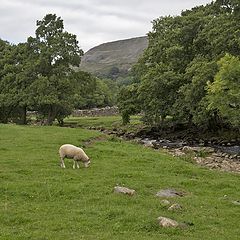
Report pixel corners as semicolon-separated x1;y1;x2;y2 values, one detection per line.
84;159;91;168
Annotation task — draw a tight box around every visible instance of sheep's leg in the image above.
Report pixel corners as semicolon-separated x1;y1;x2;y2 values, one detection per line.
60;157;66;168
84;161;90;168
76;161;80;169
73;161;75;169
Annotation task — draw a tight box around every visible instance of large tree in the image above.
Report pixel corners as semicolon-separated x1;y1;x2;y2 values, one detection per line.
0;41;34;124
28;14;83;125
119;0;240;130
0;39;12;123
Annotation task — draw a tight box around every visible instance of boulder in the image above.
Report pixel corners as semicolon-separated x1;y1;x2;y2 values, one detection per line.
232;200;240;206
141;139;156;147
182;146;214;154
168;203;183;211
160;199;171;206
114;186;136;196
157;217;180;228
156;189;186;198
157;216;188;228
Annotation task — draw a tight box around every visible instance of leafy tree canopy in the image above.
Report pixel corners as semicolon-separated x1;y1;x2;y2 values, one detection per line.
119;0;240;130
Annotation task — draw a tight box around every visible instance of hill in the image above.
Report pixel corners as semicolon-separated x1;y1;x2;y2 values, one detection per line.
80;36;148;78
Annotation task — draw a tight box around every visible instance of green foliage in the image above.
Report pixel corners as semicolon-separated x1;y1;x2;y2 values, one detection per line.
34;14;83;69
175;57;219;127
85;78;115;108
115;75;134;87
207;54;240;127
1;14;110;125
0;41;36;124
139;68;183;125
96;78;119;107
119;0;240;130
26;14;83;125
118;84;140;125
71;71;96;109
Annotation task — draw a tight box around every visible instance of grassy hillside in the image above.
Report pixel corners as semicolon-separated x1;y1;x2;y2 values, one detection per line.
0;123;239;239
80;36;148;78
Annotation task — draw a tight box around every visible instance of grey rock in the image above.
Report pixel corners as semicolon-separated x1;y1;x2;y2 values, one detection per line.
114;186;135;196
182;146;214;154
157;216;187;228
157;217;179;227
160;199;171;206
142;139;156;147
156;189;186;198
168;203;183;211
169;148;186;157
232;200;240;206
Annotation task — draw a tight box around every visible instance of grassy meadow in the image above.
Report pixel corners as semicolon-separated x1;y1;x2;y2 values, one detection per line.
64;115;142;130
0;122;239;239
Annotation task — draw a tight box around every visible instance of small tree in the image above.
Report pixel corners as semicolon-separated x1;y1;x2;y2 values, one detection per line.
118;84;140;125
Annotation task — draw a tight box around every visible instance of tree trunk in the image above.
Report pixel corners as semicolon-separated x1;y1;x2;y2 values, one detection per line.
187;114;193;128
46;105;57;125
57;118;64;126
1;115;8;124
208;111;223;131
160;115;166;129
20;106;27;125
0;107;11;123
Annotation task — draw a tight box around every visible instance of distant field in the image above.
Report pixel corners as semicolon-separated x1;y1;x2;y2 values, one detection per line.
0;124;239;239
64;115;142;129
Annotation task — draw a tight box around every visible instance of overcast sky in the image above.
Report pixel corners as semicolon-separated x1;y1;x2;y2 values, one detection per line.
1;0;212;52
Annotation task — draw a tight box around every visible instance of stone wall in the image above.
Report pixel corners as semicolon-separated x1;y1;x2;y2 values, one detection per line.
72;106;119;117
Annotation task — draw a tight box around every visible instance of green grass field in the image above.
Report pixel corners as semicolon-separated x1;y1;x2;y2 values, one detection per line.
0;123;239;239
64;115;142;130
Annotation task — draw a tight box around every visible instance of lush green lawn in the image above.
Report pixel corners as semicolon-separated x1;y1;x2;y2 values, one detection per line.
0;124;239;239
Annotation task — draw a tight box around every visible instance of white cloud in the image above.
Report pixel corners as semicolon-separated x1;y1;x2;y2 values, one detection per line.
0;0;212;52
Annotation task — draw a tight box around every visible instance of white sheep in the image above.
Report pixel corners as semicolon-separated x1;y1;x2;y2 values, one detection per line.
59;144;90;169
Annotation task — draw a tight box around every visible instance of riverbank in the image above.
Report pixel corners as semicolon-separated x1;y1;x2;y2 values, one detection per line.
63;115;239;173
88;125;240;174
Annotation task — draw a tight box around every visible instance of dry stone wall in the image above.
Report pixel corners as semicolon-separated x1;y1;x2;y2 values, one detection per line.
72;106;119;117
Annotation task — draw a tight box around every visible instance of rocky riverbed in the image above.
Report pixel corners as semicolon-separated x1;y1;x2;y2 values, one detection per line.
89;126;240;174
138;138;240;173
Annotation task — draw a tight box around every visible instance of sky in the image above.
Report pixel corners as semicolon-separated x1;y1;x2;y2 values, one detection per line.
1;0;212;52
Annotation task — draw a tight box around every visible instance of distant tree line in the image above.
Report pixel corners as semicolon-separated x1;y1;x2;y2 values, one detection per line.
0;14;116;125
118;0;240;130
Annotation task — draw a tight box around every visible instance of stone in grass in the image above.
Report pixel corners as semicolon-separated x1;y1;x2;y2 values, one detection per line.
157;216;187;228
156;189;187;198
232;200;240;206
160;199;171;206
168;203;183;211
114;186;136;196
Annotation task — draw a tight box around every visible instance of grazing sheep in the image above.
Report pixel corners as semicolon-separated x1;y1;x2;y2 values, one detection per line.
59;144;90;169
